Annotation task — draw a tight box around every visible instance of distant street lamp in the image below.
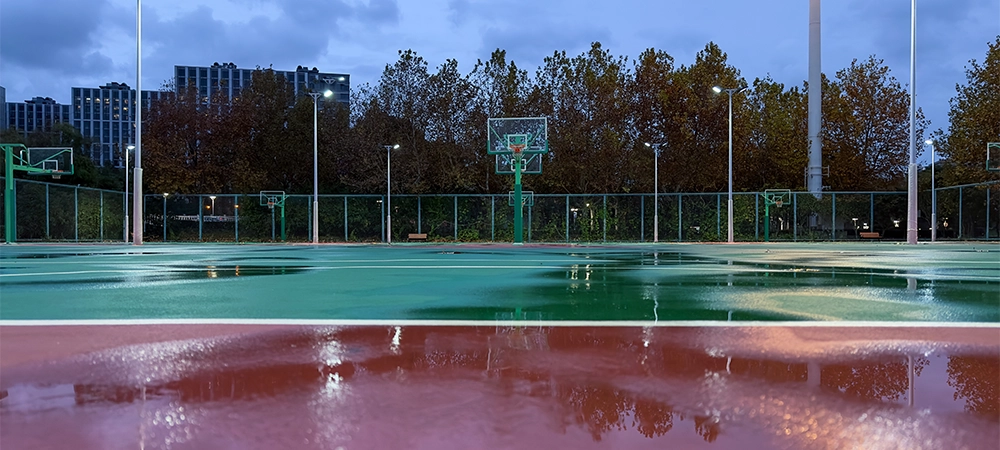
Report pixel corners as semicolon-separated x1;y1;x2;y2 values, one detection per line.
309;90;333;244
209;195;217;216
925;139;936;242
124;144;134;242
644;142;665;243
713;85;748;244
384;144;400;244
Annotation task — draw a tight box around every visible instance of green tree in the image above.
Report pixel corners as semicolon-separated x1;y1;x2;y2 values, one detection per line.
822;57;928;190
937;36;1000;186
534;42;633;194
742;77;808;190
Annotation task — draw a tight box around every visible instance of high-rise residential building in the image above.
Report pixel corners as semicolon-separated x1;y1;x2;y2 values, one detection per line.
4;96;72;139
8;63;349;167
174;62;350;107
70;82;169;167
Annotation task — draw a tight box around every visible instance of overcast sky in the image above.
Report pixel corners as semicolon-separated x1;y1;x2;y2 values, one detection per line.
1;0;997;143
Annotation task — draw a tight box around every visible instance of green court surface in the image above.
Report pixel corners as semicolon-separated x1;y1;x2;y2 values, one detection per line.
1;242;997;323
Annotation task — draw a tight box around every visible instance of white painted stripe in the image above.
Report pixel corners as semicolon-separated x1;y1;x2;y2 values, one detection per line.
1;319;997;328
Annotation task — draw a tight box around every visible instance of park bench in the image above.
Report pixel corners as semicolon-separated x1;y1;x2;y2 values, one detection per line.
408;233;428;242
859;231;882;239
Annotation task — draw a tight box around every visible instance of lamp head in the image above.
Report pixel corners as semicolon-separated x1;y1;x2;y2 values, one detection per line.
712;86;722;94
644;142;652;147
392;144;400;150
323;90;333;97
924;139;933;145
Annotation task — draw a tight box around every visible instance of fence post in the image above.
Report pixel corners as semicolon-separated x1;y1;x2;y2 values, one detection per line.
235;195;240;243
74;185;79;242
454;196;458;241
198;194;204;241
100;191;104;241
603;194;607;242
381;195;385;243
959;187;963;239
566;195;571;243
755;193;759;241
491;196;495;241
163;197;168;242
307;198;312;242
418;196;422;234
528;204;532;242
716;194;721;240
793;193;798;241
987;187;992;240
45;183;50;238
344;196;349;242
870;193;874;231
640;195;645;242
831;192;837;241
677;194;682;242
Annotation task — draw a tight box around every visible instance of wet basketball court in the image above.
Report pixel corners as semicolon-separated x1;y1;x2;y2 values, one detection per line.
1;242;998;449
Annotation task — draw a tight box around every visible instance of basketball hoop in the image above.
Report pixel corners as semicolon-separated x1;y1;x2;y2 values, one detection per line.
267;201;275;209
510;144;526;159
774;199;782;208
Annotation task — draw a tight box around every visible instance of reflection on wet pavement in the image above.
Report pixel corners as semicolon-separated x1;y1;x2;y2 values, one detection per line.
1;326;996;449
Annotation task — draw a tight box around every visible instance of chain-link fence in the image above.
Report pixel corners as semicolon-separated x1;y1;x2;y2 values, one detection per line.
2;178;997;243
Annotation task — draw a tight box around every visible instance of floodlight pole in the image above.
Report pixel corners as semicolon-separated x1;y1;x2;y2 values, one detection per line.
309;92;321;244
713;86;746;244
645;142;664;243
906;0;918;244
132;0;144;246
383;144;399;244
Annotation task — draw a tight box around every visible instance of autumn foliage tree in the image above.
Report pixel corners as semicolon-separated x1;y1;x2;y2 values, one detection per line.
139;42;938;197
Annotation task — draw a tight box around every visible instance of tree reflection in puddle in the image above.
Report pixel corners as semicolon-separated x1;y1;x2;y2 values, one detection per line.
1;326;997;449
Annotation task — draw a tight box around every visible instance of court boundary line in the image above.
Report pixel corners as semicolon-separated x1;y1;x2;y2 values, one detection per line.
1;319;997;328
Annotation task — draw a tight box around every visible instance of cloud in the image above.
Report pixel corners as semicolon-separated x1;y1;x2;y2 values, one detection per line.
0;0;117;77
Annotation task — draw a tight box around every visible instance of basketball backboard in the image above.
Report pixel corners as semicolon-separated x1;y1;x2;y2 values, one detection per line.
496;153;542;174
23;147;74;176
764;189;791;207
509;191;535;207
487;117;548;155
259;191;287;208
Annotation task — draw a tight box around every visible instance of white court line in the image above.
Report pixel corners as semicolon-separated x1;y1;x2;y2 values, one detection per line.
0;319;997;328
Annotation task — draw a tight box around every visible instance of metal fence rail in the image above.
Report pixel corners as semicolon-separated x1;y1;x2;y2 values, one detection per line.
2;177;997;243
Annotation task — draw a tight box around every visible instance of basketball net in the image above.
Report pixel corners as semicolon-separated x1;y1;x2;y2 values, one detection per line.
510;144;526;159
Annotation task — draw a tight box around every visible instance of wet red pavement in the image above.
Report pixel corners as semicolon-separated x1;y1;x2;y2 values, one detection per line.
1;324;998;449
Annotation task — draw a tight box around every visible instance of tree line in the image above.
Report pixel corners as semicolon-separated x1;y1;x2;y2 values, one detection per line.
5;38;998;195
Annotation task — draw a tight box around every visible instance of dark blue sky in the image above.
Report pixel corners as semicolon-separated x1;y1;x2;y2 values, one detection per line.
1;0;997;159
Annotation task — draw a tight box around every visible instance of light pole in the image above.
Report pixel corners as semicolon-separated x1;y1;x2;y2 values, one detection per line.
124;144;134;243
645;142;664;243
308;90;333;244
209;195;216;216
906;0;918;244
925;139;936;242
132;0;143;245
383;144;400;244
713;85;748;244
